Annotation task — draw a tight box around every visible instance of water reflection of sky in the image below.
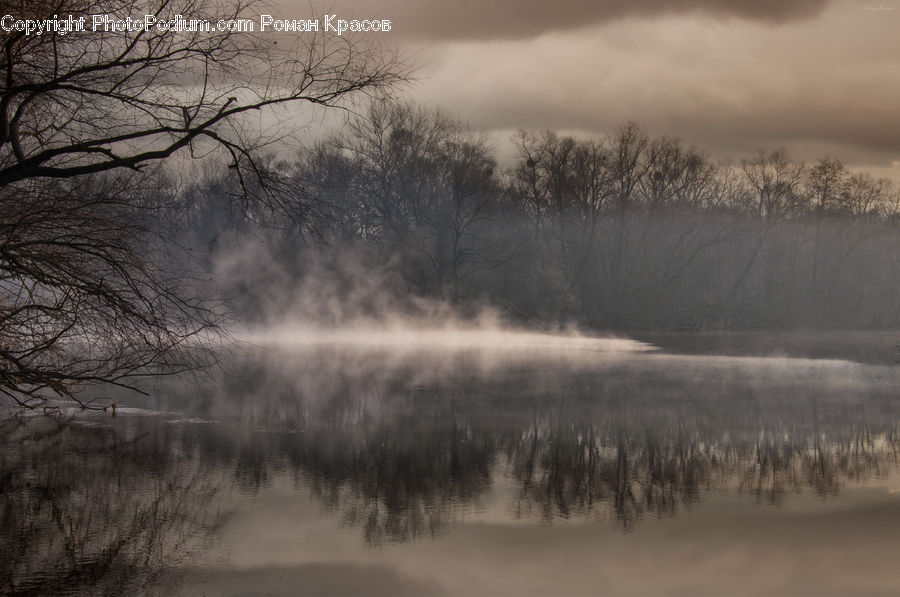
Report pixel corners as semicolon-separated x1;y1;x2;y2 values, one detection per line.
178;480;900;596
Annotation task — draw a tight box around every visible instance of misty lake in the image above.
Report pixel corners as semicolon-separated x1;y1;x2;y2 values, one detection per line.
3;330;900;596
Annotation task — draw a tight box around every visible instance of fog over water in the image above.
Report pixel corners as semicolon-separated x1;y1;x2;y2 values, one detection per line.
237;325;657;352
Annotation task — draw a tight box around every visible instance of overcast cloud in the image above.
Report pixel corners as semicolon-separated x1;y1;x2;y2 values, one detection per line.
275;0;900;177
330;0;835;40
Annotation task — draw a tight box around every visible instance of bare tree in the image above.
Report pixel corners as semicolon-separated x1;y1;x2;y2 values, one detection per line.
509;131;614;318
307;100;497;299
0;0;405;407
719;150;805;323
805;157;846;317
0;0;402;189
606;122;651;311
841;172;896;217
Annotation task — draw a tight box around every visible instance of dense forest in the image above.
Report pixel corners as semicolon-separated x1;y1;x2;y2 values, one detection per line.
170;100;900;331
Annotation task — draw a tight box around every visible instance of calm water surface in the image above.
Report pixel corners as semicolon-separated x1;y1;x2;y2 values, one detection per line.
3;331;900;596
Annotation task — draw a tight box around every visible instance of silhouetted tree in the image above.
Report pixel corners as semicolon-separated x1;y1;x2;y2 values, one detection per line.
0;0;405;407
303;101;498;299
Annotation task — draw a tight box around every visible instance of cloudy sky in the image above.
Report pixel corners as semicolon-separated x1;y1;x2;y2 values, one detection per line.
285;0;900;177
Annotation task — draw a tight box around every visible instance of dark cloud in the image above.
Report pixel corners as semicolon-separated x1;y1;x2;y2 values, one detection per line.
455;97;900;167
403;4;900;174
325;0;834;40
264;1;898;176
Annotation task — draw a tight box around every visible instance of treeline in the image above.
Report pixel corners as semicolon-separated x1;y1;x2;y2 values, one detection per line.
173;101;900;330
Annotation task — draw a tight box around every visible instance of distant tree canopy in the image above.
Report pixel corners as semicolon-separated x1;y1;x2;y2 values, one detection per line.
301;101;499;299
0;0;405;408
261;101;899;330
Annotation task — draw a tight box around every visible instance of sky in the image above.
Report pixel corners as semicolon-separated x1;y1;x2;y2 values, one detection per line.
276;0;900;178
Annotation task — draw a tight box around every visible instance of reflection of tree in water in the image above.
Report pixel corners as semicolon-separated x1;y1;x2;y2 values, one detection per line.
4;356;900;594
0;417;229;596
213;354;900;540
153;350;505;546
171;350;900;540
503;388;900;529
506;395;719;529
741;424;900;503
279;392;497;546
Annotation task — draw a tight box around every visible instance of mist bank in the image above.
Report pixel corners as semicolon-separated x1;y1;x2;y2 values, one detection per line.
161;101;900;332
